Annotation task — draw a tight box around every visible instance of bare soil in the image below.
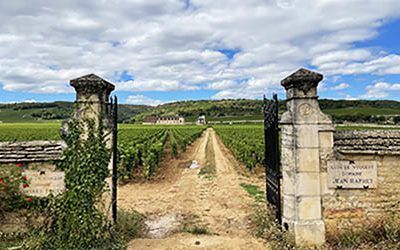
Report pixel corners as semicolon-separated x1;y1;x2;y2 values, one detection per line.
118;128;266;250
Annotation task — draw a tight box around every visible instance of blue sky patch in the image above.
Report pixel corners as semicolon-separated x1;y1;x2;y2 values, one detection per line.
216;48;241;61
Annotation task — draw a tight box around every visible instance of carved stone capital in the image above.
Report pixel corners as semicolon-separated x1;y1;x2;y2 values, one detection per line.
70;74;115;102
281;68;323;95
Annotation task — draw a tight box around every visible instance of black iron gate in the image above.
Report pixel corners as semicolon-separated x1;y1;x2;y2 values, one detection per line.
263;93;282;224
110;96;118;224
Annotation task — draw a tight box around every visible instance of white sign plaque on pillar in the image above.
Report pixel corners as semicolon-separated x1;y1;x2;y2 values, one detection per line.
327;161;378;189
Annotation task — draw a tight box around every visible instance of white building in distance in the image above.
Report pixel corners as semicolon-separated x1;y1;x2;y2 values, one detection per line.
143;116;185;125
196;115;207;125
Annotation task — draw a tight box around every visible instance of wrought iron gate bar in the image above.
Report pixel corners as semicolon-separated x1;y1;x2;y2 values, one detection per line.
263;93;282;225
110;96;118;224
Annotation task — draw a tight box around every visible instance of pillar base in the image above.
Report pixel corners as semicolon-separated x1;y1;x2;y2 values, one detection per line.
294;220;325;247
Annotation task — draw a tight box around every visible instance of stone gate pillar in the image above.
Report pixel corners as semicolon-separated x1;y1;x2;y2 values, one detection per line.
70;73;115;130
280;68;333;246
69;73;115;216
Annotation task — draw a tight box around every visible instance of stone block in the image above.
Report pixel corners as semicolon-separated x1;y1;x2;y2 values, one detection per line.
296;126;319;148
281;147;295;170
294;220;325;247
296;148;320;172
283;195;296;220
282;170;295;195
297;196;322;221
319;131;333;148
320;172;334;196
296;172;321;196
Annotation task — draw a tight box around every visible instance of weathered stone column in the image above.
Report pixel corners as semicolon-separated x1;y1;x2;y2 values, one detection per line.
280;68;333;246
69;73;115;216
70;74;114;130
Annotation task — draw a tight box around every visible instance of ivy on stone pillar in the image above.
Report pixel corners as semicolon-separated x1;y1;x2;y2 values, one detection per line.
280;68;333;247
69;73;115;216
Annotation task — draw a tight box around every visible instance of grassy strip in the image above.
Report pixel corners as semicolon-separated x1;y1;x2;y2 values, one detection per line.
240;183;296;249
240;183;265;202
199;133;216;177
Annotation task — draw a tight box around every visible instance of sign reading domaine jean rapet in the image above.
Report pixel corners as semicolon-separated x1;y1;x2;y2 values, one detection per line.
327;161;377;189
24;170;65;197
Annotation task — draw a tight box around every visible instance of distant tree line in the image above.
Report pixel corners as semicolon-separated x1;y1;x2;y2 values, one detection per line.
1;99;399;124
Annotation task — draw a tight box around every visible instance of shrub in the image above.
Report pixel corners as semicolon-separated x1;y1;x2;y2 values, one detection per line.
0;163;31;215
115;210;146;241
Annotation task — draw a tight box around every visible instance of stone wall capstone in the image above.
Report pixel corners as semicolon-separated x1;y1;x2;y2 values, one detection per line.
0;140;65;163
334;130;400;155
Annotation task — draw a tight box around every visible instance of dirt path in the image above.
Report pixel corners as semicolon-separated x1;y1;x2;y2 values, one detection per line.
118;128;266;250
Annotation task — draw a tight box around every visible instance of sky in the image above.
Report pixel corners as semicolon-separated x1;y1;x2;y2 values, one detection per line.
0;0;400;105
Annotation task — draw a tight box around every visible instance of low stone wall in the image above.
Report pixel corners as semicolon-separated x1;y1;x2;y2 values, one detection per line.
0;140;66;197
0;141;65;163
321;130;400;229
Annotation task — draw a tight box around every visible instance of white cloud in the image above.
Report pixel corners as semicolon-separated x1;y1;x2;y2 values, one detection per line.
0;0;399;99
23;99;37;103
205;80;238;90
317;81;349;92
361;82;400;99
330;83;350;91
311;49;372;67
344;94;357;100
125;95;166;106
315;54;400;75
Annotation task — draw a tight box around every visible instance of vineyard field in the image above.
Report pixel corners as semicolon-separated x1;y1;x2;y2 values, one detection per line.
0;123;205;178
118;125;205;178
0;123;61;141
213;125;264;170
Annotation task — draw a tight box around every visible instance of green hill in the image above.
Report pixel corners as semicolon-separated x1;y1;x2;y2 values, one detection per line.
1;99;399;124
0;102;150;123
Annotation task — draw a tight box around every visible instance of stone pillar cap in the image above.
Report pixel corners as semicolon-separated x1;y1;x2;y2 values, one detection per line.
70;73;115;94
281;68;323;93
